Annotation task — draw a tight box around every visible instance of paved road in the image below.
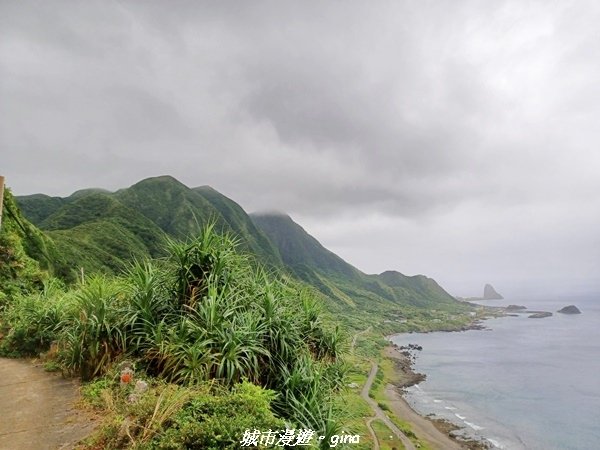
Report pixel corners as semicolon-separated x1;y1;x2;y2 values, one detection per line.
0;358;96;450
361;361;416;450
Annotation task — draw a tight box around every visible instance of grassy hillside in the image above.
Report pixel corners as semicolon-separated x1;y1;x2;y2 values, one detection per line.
1;189;47;298
193;186;283;268
252;212;472;333
13;193;65;225
114;176;220;238
24;193;166;279
49;220;157;275
250;213;360;280
16;176;283;275
0;189;73;298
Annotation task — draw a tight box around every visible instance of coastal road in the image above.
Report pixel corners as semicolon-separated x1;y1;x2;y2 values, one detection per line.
361;361;416;450
0;358;96;450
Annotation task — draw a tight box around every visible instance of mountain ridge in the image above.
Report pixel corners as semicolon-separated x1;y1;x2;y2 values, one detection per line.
251;212;464;313
15;175;469;330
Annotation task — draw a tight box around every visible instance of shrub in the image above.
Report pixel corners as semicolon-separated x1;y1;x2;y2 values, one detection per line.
154;382;284;450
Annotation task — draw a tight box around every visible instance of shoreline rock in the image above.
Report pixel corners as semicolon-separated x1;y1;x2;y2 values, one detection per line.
505;304;527;311
528;311;553;319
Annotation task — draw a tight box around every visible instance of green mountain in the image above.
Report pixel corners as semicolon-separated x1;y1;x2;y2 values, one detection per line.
113;176;282;267
250;212;360;280
192;186;282;267
14;193;65;225
16;176;282;278
14;176;470;332
251;212;469;330
113;176;219;238
29;191;166;277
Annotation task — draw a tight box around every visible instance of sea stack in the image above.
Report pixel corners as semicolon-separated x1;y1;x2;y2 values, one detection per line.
557;305;581;314
483;283;503;300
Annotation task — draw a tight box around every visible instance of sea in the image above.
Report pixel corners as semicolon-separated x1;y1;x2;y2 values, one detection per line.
389;295;600;450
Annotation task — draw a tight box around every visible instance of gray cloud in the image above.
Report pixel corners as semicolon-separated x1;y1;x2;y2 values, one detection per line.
1;0;599;296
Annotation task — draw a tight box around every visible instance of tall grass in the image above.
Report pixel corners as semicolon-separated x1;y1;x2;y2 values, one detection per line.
0;278;71;355
0;223;346;440
56;276;127;379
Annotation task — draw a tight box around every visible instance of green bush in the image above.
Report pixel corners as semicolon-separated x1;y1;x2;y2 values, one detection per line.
154;382;284;450
0;279;70;355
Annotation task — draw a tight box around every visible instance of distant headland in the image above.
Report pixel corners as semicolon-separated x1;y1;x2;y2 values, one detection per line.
457;283;504;302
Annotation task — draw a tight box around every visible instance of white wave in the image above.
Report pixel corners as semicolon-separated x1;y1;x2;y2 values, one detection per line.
486;438;506;449
454;413;466;420
464;420;484;431
444;406;457;410
433;399;443;403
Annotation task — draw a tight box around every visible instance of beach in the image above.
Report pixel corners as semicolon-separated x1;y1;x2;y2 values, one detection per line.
382;345;487;450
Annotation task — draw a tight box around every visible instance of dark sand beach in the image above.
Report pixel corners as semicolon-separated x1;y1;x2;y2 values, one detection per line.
382;345;488;450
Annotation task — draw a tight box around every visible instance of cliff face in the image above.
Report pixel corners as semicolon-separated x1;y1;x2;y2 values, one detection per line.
484;283;503;299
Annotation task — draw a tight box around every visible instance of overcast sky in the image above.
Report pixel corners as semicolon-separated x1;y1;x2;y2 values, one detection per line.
2;1;599;297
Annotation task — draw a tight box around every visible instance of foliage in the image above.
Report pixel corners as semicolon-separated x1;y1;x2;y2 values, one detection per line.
57;276;128;380
153;382;285;450
81;379;284;450
0;188;49;303
0;279;67;355
1;223;346;447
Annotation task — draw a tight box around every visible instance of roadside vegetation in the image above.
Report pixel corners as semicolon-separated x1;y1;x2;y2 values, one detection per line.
0;223;345;449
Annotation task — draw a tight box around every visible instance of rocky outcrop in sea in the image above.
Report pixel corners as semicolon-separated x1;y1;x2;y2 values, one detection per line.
528;312;553;319
484;284;503;300
557;305;581;314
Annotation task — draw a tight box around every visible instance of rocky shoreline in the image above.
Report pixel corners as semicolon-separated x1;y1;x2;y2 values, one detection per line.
382;308;506;449
384;343;490;450
384;300;585;449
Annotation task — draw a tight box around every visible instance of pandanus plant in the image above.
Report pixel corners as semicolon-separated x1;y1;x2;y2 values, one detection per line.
57;276;127;380
6;222;347;440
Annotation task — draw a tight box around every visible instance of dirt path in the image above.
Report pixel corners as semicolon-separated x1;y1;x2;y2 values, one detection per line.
365;418;380;450
361;361;416;450
0;358;96;450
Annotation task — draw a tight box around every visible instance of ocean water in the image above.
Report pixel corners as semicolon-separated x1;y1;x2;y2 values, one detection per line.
390;295;600;450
